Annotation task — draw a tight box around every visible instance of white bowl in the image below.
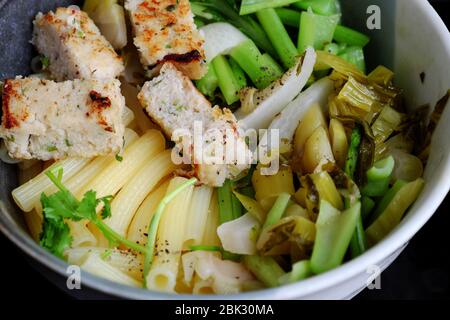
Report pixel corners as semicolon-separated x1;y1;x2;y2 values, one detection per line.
0;0;449;299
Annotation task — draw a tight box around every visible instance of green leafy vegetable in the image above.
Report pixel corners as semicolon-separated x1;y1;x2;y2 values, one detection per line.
278;260;312;285
361;156;395;197
195;64;219;98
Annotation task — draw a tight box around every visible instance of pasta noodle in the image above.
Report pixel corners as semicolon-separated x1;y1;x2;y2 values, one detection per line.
127;180;170;245
201;190;221;247
146;177;194;292
183;186;214;247
106;150;177;236
65;247;143;280
67;221;97;247
77;129;165;199
12;157;92;212
80;253;141;288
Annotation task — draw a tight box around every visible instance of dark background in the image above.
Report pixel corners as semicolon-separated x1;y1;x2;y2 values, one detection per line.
0;0;449;300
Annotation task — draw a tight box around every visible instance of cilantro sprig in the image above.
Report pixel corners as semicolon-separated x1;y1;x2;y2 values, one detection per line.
39;168;146;258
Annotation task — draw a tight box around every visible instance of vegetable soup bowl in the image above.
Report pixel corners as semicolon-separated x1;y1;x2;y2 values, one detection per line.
0;0;449;299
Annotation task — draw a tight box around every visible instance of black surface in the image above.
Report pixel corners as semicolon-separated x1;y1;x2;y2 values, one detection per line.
0;0;449;301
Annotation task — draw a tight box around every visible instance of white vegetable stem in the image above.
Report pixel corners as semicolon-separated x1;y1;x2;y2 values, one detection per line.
200;22;248;63
262;77;334;145
238;47;317;131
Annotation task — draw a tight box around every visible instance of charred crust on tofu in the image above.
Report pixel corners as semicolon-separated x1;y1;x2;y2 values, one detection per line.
88;90;114;132
1;80;20;129
89;90;112;110
161;50;202;65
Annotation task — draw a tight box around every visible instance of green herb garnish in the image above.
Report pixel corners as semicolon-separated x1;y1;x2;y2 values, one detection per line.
39;169;146;259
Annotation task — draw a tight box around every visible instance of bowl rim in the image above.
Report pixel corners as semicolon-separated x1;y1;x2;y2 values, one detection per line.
1;0;450;300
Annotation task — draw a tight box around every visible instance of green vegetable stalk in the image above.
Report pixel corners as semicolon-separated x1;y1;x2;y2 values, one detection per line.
262;192;291;229
193;0;277;56
212;55;241;105
230;39;283;89
229;57;248;89
333;25;370;47
243;255;286;287
293;0;341;16
218;179;243;260
195;64;219;98
275;8;301;28
239;0;300;15
256;8;298;68
366;178;424;244
344;126;368;258
310;200;361;274
278;260;312;285
361;156;395;197
297;10;340;53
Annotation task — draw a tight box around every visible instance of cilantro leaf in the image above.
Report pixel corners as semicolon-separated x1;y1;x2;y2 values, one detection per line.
39;168;146;260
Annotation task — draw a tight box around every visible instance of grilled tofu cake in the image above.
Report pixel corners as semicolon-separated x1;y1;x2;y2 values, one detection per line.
0;77;125;160
125;0;207;80
32;7;125;81
138;63;252;187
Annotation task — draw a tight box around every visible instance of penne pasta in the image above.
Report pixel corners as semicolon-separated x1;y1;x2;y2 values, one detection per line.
67;221;97;248
127;180;170;245
77;129;165;199
12;157;93;212
66;247;143;280
146;177;194;292
192;275;215;295
183;186;214;248
106;150;178;236
80;253;142;288
201;191;221;247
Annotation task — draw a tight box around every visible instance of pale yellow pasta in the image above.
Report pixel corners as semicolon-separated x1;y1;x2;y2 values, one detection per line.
23;209;43;242
201;191;221;247
183;186;214;248
146;177;194;292
127;180;170;245
77;129;165;198
192;275;215;295
106;150;177;236
12;157;92;212
67;221;97;247
80;253;142;287
65;129;139;198
65;247;143;280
